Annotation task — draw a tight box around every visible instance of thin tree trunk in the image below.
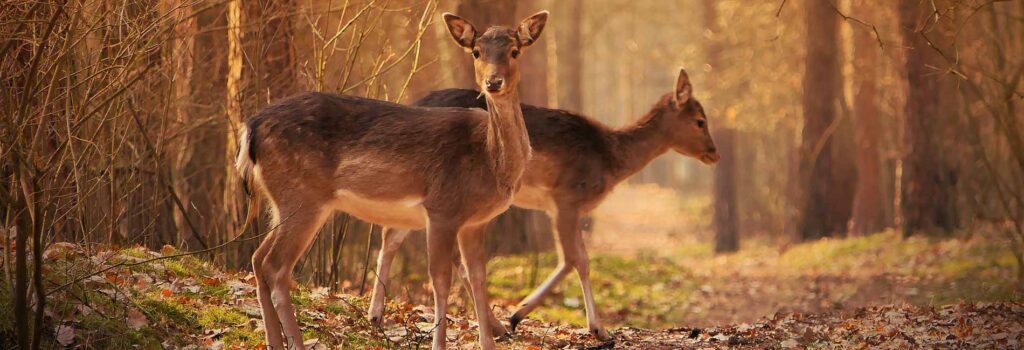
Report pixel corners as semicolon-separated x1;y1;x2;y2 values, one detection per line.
899;0;957;235
517;0;548;106
255;0;297;101
848;0;886;235
713;130;740;252
558;0;583;112
160;0;199;248
224;0;244;258
705;0;739;253
799;0;845;240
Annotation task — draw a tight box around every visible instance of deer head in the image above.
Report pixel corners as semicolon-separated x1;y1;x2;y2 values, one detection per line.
663;69;720;164
443;11;548;96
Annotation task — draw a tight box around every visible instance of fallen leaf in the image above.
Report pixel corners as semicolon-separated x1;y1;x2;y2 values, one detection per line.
55;325;75;346
781;338;799;348
127;308;148;330
160;245;176;255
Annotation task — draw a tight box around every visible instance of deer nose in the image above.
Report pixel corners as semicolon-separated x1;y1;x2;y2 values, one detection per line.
708;147;717;154
485;78;504;92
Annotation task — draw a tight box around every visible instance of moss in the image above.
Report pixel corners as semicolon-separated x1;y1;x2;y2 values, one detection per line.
139;296;200;329
76;305;164;349
120;246;151;259
197;305;248;327
487;253;698;329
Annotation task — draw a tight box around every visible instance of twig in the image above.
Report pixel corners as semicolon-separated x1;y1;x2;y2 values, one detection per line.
775;0;788;17
827;0;885;48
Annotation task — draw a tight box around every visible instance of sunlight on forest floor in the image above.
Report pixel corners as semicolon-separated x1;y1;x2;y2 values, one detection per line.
588;184;709;257
9;230;1019;349
5;185;1020;349
485;230;1020;331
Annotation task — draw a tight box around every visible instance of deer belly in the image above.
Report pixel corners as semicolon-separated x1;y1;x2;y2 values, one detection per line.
513;185;555;212
332;190;427;229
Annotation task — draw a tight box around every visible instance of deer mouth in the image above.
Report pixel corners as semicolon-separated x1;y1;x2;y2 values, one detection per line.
701;152;721;165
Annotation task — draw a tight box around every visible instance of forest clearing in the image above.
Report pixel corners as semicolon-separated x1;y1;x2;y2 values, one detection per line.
3;0;1024;349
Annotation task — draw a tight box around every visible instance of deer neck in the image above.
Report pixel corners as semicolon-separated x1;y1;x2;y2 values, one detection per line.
484;92;531;191
610;109;672;181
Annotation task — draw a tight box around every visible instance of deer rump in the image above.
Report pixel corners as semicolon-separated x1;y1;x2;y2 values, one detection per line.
239;91;509;229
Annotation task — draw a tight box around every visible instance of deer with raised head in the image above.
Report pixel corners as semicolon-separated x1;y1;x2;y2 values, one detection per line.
367;68;718;341
236;11;549;350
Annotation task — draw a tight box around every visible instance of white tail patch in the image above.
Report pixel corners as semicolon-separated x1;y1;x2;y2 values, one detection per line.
235;126;254;175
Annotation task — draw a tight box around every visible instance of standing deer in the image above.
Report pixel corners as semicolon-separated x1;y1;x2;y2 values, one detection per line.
367;68;718;341
236;11;549;350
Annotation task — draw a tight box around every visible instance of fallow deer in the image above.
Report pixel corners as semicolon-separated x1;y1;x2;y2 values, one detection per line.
368;69;718;341
236;11;549;350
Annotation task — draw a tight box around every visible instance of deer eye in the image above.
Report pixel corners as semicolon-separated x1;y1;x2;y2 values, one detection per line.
696;119;706;128
511;49;520;58
472;49;481;59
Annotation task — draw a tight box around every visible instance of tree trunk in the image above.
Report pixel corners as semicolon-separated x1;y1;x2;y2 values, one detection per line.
899;0;957;235
517;0;548;106
799;0;846;240
705;0;739;253
254;0;298;101
160;0;199;248
224;0;244;261
713;130;740;253
847;0;887;235
557;0;583;111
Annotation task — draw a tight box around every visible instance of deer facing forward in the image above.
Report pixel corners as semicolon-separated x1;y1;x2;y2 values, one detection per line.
236;11;549;350
368;68;718;341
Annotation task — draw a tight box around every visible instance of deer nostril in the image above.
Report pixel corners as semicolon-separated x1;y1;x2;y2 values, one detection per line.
708;147;717;154
485;78;504;91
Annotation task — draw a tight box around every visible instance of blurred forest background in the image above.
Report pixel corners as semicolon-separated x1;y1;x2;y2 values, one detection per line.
3;0;1024;347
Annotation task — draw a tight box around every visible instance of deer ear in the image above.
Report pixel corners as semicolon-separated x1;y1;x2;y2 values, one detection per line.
517;10;549;47
674;68;693;107
443;13;477;49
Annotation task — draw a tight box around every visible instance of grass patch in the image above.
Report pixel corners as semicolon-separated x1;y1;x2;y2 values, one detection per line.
488;253;698;328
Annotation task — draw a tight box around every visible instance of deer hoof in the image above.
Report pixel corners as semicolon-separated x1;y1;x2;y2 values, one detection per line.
591;326;612;341
509;314;524;334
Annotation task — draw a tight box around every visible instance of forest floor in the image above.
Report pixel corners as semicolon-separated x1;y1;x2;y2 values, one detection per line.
3;227;1023;349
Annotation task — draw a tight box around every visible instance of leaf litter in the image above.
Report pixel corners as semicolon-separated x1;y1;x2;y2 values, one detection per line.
9;242;1024;349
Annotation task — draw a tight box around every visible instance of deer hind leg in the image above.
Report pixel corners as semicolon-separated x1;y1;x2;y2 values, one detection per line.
457;224;497;350
255;203;329;350
509;210;575;333
452;241;509;337
368;227;412;324
426;219;458;350
253;232;285;348
569;224;610;341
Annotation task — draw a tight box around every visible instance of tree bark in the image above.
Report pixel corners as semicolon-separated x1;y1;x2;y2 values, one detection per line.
848;0;887;235
713;130;740;253
705;0;739;253
254;0;297;101
898;0;957;236
160;0;199;248
517;0;548;106
799;0;846;240
224;0;244;257
559;0;583;111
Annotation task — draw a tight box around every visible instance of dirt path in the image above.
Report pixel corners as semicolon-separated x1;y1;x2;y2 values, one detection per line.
504;302;1024;349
